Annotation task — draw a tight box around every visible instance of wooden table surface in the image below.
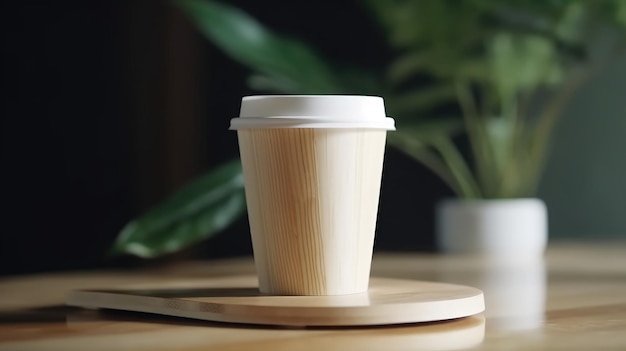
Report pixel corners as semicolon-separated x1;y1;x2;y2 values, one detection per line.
1;242;625;350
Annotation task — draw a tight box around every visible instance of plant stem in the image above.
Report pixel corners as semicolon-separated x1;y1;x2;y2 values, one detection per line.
432;137;482;198
497;93;523;197
388;85;457;115
524;69;588;195
525;43;626;194
456;82;495;197
387;136;462;196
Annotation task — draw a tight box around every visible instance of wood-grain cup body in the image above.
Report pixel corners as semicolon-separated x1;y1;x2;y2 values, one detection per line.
237;128;387;295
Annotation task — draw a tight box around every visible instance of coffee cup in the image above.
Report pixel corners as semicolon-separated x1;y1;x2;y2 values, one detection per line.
230;95;395;295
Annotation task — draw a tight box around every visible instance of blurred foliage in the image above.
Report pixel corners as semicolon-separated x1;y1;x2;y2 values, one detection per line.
110;160;244;258
178;0;340;93
365;0;625;197
111;0;626;257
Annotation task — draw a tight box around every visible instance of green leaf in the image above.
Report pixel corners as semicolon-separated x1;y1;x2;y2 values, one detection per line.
393;117;464;142
176;0;340;93
485;116;516;181
387;85;457;117
365;0;484;51
334;67;381;96
387;118;465;195
247;75;299;93
386;51;428;85
488;33;563;105
554;1;586;44
110;159;246;258
388;132;460;196
431;137;482;199
615;0;626;28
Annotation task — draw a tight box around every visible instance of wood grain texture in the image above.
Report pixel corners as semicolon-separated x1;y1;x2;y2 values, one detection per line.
238;128;387;295
65;277;484;327
2;243;626;351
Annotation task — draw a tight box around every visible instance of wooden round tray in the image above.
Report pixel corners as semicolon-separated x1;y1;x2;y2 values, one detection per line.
66;276;484;326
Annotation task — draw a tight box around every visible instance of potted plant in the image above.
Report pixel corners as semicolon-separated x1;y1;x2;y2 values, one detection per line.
111;0;626;258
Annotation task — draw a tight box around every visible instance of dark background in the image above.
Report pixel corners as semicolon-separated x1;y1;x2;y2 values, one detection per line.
1;0;451;276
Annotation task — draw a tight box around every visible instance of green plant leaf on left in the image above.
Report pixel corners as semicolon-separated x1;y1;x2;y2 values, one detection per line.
110;159;246;258
175;0;341;94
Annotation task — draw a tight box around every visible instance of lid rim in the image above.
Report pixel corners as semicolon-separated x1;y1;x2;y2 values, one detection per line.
239;95;388;119
242;95;384;100
229;117;396;131
235;115;391;119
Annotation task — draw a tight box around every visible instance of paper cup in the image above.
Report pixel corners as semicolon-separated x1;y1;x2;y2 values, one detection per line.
231;95;394;295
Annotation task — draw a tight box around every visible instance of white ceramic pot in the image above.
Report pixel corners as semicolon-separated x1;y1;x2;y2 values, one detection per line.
436;198;547;257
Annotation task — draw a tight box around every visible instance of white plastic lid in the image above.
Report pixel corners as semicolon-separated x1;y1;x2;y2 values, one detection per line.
229;95;395;130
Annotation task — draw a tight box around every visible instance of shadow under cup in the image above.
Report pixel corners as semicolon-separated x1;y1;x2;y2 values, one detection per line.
231;95;395;296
